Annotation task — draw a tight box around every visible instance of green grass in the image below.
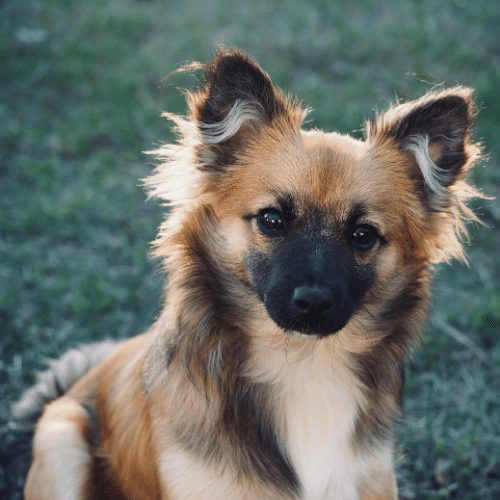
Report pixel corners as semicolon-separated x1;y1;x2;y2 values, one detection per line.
1;0;499;498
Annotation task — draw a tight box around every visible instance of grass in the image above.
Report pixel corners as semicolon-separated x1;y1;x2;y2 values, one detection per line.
1;0;499;497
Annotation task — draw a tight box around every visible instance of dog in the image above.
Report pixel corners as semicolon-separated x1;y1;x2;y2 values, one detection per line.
15;48;482;499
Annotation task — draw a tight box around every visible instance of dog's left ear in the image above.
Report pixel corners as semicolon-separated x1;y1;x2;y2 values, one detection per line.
367;87;478;208
189;48;303;170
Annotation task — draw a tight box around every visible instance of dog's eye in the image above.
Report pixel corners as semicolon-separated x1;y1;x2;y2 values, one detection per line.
257;209;284;235
349;224;379;250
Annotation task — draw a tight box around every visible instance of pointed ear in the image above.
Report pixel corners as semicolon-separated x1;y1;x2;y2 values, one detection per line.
367;87;479;208
188;48;303;169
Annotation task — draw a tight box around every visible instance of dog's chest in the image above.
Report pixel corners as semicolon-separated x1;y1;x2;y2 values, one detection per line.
281;355;364;498
248;340;367;499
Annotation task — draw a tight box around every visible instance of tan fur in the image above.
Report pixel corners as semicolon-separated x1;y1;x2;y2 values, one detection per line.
22;49;482;499
25;398;92;500
359;470;397;500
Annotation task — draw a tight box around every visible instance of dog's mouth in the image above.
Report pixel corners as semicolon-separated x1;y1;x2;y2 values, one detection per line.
286;314;351;337
271;313;352;337
263;291;354;337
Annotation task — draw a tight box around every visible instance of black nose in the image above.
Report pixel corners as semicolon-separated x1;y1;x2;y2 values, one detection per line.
292;285;333;314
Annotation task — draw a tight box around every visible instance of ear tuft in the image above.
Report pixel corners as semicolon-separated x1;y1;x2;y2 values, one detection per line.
367;87;479;203
183;48;304;170
192;48;286;128
367;87;484;263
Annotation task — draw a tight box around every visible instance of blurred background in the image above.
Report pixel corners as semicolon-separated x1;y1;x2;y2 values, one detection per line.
1;0;499;498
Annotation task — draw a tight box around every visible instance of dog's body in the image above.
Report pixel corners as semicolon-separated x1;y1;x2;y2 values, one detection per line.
17;49;481;499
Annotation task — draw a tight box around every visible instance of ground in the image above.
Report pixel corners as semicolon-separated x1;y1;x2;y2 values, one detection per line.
1;0;499;498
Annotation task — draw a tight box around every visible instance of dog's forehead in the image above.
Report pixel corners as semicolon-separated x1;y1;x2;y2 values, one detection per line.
299;130;369;202
222;125;398;221
302;129;367;158
257;129;376;209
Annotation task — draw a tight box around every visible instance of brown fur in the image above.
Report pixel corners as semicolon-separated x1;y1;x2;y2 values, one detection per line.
21;49;482;499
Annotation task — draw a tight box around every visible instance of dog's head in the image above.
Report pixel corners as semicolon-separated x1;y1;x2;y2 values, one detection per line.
149;49;481;338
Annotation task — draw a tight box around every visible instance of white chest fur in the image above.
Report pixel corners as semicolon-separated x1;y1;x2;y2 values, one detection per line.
281;346;362;499
246;331;391;500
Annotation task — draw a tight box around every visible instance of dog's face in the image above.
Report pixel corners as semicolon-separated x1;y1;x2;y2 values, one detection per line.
217;132;391;337
152;50;478;338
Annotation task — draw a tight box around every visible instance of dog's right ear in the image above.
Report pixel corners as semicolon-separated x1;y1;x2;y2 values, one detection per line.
366;87;479;210
188;49;302;170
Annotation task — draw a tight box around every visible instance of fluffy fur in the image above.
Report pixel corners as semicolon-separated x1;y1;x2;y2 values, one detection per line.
16;49;482;499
